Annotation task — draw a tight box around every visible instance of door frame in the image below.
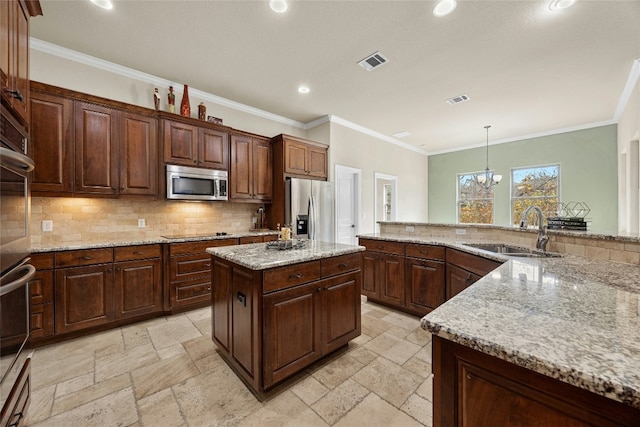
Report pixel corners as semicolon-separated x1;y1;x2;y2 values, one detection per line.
335;165;361;244
374;172;397;232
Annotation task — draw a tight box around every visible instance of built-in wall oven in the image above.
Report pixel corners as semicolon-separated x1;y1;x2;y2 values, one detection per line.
0;104;36;419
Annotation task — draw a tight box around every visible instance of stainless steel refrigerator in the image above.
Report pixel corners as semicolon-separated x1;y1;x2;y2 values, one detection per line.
285;178;335;242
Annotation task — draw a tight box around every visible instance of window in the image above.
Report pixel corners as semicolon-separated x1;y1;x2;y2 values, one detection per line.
457;172;494;224
511;165;559;225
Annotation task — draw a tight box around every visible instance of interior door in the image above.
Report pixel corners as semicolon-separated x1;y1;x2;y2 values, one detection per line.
336;166;359;245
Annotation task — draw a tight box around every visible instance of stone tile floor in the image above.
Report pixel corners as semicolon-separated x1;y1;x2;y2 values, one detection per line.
25;298;434;426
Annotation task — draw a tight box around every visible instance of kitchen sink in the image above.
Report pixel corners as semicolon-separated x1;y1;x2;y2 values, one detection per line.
461;243;562;258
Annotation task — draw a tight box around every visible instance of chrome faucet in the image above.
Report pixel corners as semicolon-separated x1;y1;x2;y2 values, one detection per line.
520;206;549;252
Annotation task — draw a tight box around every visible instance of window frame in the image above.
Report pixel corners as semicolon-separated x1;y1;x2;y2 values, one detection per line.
510;163;561;226
456;170;496;224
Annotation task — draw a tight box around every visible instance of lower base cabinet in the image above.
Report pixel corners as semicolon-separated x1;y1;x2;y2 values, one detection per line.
432;336;640;427
212;253;362;394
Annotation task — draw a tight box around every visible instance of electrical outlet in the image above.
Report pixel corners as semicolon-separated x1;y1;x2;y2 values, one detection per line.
42;220;53;232
405;226;415;232
138;218;146;228
455;228;466;235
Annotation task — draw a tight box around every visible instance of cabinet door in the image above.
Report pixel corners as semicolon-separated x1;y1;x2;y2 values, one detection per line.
0;0;9;91
264;281;322;388
361;251;378;299
212;259;232;352
231;268;256;378
29;269;55;339
74;102;118;195
322;272;361;354
229;133;253;199
446;263;480;300
284;140;307;175
379;253;405;306
114;258;162;319
55;264;114;334
199;128;228;170
307;145;328;179
119;112;158;197
11;0;29;123
252;137;272;201
30;91;74;193
406;258;445;315
163;119;198;166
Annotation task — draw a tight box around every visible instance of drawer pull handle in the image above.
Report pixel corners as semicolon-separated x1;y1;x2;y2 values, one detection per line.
133;251;144;255
377;245;384;249
289;273;302;279
81;256;93;260
205;263;211;267
7;89;24;101
338;263;348;268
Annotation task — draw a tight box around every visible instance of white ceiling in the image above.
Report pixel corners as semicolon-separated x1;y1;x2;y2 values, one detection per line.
30;0;640;154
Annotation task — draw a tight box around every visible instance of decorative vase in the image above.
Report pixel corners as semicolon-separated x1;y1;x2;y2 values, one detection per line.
180;84;190;117
198;102;206;120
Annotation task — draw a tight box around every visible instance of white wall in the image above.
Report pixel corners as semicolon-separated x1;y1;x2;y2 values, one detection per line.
327;122;428;235
617;61;640;234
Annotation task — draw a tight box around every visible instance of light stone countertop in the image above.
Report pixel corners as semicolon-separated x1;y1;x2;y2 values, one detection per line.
30;231;280;253
206;240;365;270
359;233;640;409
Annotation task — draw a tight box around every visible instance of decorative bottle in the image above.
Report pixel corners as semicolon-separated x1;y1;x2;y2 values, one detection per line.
180;84;190;117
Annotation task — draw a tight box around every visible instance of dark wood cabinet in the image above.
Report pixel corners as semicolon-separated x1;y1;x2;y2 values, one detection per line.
445;248;501;300
406;257;445;314
238;234;278;244
55;262;114;334
119;112;158;196
162;118;229;170
30;83;160;198
0;0;40;126
359;239;405;307
165;239;237;311
74;101;119;195
212;252;362;393
113;245;162;319
29;90;74;194
432;336;640;427
229;133;272;202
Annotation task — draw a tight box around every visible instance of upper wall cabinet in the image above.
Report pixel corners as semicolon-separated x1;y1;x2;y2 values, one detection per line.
229;132;272;202
30;82;158;198
0;0;41;127
272;134;328;179
162;115;229;171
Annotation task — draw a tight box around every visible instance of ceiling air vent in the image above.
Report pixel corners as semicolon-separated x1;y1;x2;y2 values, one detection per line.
446;94;470;105
358;51;388;71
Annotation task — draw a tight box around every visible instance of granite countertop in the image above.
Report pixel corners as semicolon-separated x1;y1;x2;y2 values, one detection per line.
207;240;365;270
30;230;280;253
360;233;640;409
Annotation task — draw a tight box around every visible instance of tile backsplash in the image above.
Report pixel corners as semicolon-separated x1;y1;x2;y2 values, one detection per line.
31;197;262;246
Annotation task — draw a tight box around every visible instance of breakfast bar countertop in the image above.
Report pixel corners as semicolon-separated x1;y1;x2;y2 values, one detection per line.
206;240;365;270
359;233;640;410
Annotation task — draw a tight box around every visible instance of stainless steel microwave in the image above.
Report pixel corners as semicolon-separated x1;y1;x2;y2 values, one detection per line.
166;165;228;201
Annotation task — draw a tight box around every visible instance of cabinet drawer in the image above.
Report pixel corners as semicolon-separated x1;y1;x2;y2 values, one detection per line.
172;279;212;308
30;252;54;269
30;303;55;339
446;248;502;277
406;244;445;261
55;248;113;267
169;254;212;282
29;269;53;305
239;235;264;244
263;261;321;293
114;244;161;261
169;238;237;256
358;239;405;255
321;253;362;278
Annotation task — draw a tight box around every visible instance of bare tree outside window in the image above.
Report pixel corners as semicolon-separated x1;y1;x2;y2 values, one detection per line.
511;165;559;226
457;173;494;224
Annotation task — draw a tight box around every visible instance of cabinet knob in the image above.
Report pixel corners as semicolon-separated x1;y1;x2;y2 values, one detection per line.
316;287;321;292
289;273;302;280
6;89;23;101
338;263;348;268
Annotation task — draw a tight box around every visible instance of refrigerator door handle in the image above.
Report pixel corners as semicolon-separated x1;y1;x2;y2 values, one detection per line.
308;194;316;240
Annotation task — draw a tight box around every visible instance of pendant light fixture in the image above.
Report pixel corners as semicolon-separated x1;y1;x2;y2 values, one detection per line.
269;0;288;13
476;125;502;189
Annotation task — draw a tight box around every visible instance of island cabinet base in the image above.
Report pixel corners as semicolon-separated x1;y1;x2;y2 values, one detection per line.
211;252;362;395
432;336;640;427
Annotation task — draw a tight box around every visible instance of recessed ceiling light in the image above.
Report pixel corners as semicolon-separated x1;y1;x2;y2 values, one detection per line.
548;0;576;11
393;131;411;138
269;0;288;13
90;0;113;10
298;85;310;94
433;0;457;17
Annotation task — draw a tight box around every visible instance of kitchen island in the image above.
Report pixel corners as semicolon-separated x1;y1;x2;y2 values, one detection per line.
359;224;640;426
207;240;364;396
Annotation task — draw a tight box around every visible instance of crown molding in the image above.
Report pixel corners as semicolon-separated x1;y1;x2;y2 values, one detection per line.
613;58;640;122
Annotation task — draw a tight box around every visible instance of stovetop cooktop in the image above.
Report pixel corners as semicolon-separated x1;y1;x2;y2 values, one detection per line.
161;232;228;239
